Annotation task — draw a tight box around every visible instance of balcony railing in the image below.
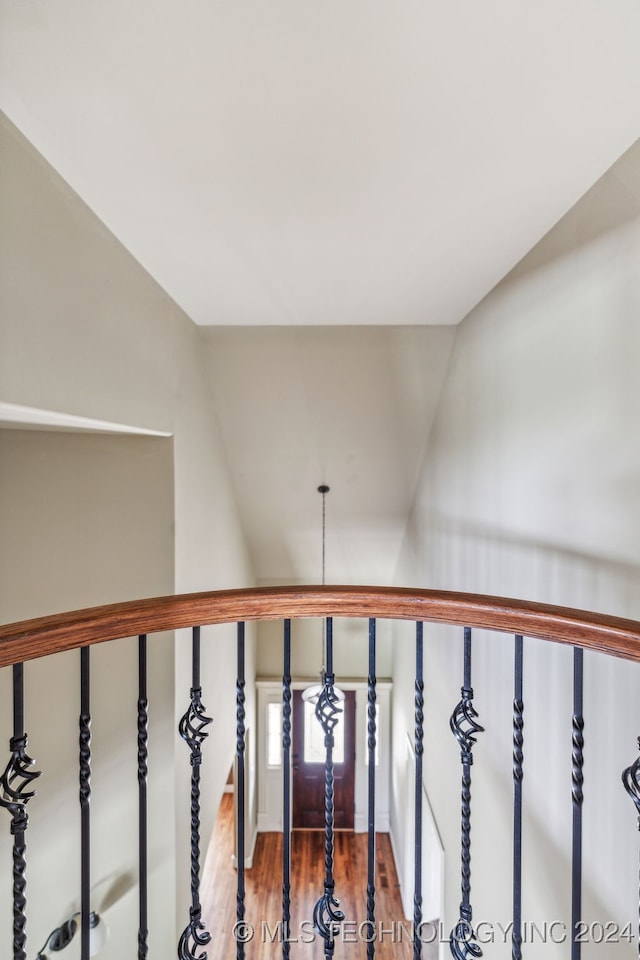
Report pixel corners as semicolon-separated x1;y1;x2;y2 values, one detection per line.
1;585;639;959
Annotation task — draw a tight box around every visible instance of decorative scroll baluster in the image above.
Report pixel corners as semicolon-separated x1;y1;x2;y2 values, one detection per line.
138;635;149;960
414;622;424;960
571;648;585;960
1;663;41;960
178;627;212;960
367;618;377;960
282;620;292;960
512;636;524;960
449;627;484;960
236;623;246;960
80;647;92;960
622;737;640;960
312;617;345;960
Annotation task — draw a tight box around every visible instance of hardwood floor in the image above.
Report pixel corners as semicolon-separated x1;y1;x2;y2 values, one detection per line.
201;793;438;958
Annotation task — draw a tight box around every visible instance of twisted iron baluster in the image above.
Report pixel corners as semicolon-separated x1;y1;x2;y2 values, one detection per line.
623;737;640;827
367;618;377;960
236;623;246;960
312;618;345;960
449;627;484;960
571;648;584;960
282;620;292;959
138;635;149;960
1;664;41;960
414;621;424;960
512;636;524;960
178;627;212;960
622;737;640;960
79;647;92;960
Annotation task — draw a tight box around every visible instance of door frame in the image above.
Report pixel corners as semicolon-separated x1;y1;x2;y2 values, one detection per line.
256;680;392;834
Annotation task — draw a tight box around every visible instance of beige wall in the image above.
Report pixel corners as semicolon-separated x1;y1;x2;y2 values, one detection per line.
0;111;255;954
0;430;175;957
255;617;394;679
391;141;640;958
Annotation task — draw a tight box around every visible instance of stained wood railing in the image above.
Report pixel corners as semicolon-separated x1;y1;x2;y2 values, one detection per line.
3;585;640;668
1;586;639;960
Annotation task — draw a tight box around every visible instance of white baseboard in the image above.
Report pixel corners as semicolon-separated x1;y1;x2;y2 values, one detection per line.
354;811;390;833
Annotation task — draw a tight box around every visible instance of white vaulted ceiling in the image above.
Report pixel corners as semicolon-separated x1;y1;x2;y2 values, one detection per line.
1;2;639;328
2;3;640;584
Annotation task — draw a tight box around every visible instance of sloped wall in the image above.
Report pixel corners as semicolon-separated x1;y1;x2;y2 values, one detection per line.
392;142;640;958
0;113;255;955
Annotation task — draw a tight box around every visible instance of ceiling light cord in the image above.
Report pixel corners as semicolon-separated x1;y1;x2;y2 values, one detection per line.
302;484;344;706
317;484;330;672
320;484;328;587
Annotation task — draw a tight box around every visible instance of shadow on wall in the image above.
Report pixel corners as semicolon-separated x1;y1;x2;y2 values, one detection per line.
392;514;640;959
407;510;640;616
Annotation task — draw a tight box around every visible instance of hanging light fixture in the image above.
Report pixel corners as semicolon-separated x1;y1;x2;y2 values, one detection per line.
302;485;345;706
34;910;108;958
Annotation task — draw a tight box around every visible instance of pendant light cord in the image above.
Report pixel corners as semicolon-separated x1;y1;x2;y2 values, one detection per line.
322;489;326;587
318;484;329;674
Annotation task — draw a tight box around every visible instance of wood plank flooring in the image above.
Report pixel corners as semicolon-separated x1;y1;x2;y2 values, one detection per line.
201;793;438;958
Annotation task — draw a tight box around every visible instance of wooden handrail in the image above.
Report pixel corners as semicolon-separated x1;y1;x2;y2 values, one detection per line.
1;585;640;668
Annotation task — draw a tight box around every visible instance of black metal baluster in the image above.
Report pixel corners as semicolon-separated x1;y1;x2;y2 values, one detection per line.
622;737;640;960
282;620;292;960
312;617;345;960
178;627;212;960
1;663;41;960
571;648;585;960
138;635;149;960
449;627;484;960
236;622;246;960
414;622;424;960
80;647;92;960
512;635;524;960
367;618;377;960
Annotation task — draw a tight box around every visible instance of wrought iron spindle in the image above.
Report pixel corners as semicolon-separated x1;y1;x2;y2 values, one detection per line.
1;663;41;960
80;647;92;960
282;620;292;959
512;635;524;960
622;737;640;960
236;622;246;960
312;617;345;960
571;647;585;960
138;635;149;960
414;622;424;960
367;618;377;960
449;626;484;960
178;626;212;960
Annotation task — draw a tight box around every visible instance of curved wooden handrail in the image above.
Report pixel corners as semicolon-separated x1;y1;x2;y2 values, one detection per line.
1;585;640;669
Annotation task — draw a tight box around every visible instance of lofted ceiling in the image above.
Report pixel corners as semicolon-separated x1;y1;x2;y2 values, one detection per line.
2;3;640;584
2;2;640;328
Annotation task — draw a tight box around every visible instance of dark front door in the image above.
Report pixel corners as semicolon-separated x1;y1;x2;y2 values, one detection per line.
292;689;355;829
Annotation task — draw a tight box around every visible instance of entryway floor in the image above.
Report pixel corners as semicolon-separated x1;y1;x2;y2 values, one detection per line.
202;793;439;958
